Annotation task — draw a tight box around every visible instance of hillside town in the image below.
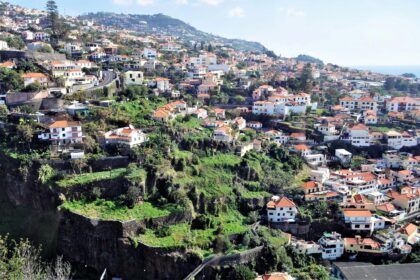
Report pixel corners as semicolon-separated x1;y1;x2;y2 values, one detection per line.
0;1;419;280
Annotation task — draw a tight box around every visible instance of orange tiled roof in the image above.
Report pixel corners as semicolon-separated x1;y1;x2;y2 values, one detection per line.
376;203;395;213
400;223;417;236
294;144;309;151
343;208;372;217
267;197;296;209
48;120;80;128
21;72;47;78
350;124;368;131
301;181;317;190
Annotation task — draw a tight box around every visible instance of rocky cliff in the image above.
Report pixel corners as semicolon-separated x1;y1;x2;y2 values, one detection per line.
58;210;201;279
0;154;202;279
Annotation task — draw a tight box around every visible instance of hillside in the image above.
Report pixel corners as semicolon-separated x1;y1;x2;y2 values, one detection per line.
78;12;268;52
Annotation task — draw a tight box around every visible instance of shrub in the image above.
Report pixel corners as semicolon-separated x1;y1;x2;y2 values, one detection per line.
155;225;171;238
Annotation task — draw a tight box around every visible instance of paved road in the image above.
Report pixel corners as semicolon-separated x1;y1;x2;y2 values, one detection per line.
92;71;117;90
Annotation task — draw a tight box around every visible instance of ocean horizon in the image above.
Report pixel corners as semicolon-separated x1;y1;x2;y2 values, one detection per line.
350;65;420;77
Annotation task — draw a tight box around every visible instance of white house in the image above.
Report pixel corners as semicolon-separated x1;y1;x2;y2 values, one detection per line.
335;149;352;164
386;96;420;112
342;209;385;232
213;126;235;142
124;71;144;86
348;124;370;147
100;125;147;148
21;72;48;87
38;120;83;147
318;232;344;260
310;168;330;183
156;77;170;92
385;131;417;150
266;196;298;223
143;48;157;60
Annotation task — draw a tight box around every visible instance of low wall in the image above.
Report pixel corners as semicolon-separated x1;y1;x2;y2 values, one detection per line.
270;222;311;238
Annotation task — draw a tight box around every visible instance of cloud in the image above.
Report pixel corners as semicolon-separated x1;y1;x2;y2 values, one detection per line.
285;8;305;17
112;0;133;5
228;7;245;18
112;0;154;6
136;0;154;6
200;0;224;6
175;0;189;5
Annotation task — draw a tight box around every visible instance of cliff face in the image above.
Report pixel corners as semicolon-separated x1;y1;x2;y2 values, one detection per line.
0;154;58;210
0;154;202;279
58;211;201;280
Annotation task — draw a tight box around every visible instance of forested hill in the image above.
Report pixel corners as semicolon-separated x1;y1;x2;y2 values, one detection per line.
78;12;268;52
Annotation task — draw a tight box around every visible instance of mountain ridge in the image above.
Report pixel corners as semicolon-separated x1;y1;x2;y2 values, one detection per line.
78;12;269;53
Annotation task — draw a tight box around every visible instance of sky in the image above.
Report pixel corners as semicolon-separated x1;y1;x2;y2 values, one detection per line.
7;0;420;66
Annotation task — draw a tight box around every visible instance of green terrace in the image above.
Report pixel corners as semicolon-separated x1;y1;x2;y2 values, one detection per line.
60;199;182;221
56;166;147;189
133;209;249;253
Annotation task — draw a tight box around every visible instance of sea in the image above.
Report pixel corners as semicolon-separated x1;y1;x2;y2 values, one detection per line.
350;65;420;77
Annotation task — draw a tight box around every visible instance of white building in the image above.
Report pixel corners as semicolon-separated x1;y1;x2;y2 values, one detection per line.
266;196;298;223
143;48;157;60
348;124;370;147
310;168;330;183
385;131;417;150
100;125;147;148
38;120;83;146
342;209;385;232
0;40;8;50
156;77;170;92
318;232;344;260
386;96;420;112
124;71;144;86
335;149;352;164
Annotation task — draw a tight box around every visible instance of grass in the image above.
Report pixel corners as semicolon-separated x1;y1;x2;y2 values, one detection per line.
56;168;128;188
60;199;180;221
257;226;290;247
135;209;249;249
293;164;311;187
369;126;398;133
240;189;271;199
173;116;202;130
173;153;242;198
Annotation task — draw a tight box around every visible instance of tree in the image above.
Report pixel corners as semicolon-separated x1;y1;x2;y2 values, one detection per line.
0;235;72;279
225;265;255;280
38;164;55;184
46;1;60;41
234;95;246;104
351;155;366;169
71;158;87;174
126;185;141;208
300;63;313;93
0;104;9;121
23;82;42;92
0;68;24;92
0;35;25;50
83;135;99;154
384;77;396;91
16;122;34;150
37;44;54;53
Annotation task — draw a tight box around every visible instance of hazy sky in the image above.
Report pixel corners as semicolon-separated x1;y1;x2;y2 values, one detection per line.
7;0;420;66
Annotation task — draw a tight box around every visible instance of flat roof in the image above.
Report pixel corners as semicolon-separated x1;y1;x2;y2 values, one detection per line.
334;262;420;280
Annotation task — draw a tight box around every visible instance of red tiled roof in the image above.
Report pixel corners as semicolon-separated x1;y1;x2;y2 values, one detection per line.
343;209;372;217
267;197;296;209
48;120;80;128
